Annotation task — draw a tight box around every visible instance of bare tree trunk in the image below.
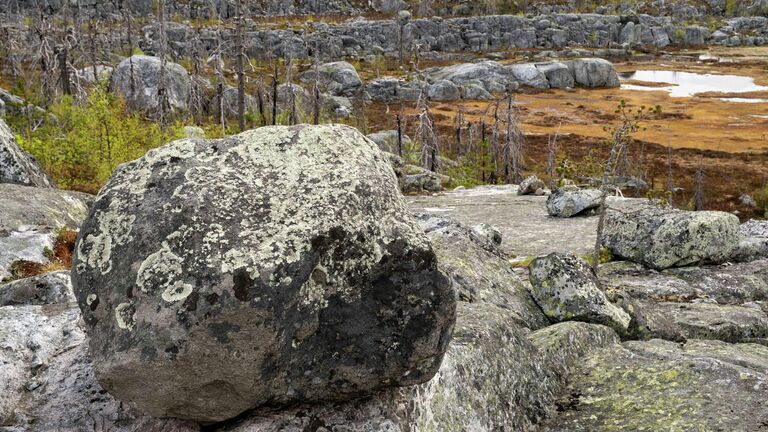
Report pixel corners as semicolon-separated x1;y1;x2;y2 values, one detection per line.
546;124;560;189
156;0;170;126
694;164;705;211
56;44;71;95
271;61;278;126
311;48;320;125
666;145;674;207
235;0;246;132
256;74;266;126
396;112;403;157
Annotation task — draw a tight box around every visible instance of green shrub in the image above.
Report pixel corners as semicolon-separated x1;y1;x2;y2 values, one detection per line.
16;86;182;193
754;186;768;218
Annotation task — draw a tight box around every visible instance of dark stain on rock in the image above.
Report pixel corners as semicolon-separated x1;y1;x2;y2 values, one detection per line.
141;346;158;362
183;292;199;312
89;296;100;311
206;293;219;305
233;269;253;302
165;345;180;360
208;321;241;344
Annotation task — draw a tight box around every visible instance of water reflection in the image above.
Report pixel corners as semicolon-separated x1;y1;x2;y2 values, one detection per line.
619;70;768;98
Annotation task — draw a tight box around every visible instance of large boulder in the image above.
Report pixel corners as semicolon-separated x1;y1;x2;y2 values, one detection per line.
0;184;92;281
546;188;602;217
299;61;362;96
528;253;630;334
601;205;740;270
427;79;461;101
71;124;456;423
0;119;54;188
565;58;620;88
536;61;575;88
518;175;546;196
109;55;191;113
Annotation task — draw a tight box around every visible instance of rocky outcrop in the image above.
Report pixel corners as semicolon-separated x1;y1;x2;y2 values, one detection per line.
529;253;630;334
0;183;92;281
366;130;411;155
0;271;74;306
71;124;456;423
0;119;53;188
109;55;191;114
299;61;362;96
602;205;740;270
546;188;603;217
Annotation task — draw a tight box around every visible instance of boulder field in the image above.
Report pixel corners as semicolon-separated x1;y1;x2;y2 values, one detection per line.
1;125;768;430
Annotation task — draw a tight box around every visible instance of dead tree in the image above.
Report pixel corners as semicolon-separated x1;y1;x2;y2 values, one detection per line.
353;83;369;134
500;91;524;184
311;47;321;125
156;0;171;126
396;108;405;157
234;0;246;131
255;74;267;126
694;164;705;211
546;123;561;189
416;93;439;173
285;55;297;125
666;145;674;207
454;103;465;156
271;60;279;125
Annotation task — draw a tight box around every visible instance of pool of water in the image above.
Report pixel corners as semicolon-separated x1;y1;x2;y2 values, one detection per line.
619;70;768;98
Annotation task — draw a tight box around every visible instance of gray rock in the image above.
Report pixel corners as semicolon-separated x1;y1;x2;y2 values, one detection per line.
183;126;206;139
77;65;113;85
565;58;621;88
366;130;412;154
546;188;603;217
546;338;768;431
0;303;200;432
460;83;492;99
518;175;546;196
0;184;92;282
602;205;740;270
528;253;630;334
109;55;191;113
508;63;550;88
0;271;74;307
418;215;547;327
71;124;456;423
403;170;443;193
427;79;461;101
0;119;54;188
208;86;257;119
536;61;575;88
321;94;354;117
470;223;503;249
299;61;362;96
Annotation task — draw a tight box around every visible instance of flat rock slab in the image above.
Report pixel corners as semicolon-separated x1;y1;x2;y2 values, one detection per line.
545;338;768;431
407;185;639;258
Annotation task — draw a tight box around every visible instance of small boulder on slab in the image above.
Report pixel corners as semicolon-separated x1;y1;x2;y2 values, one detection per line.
528;253;630;334
601;205;740;270
72;124;456;423
518;175;546;196
109;55;191;114
546;188;602;218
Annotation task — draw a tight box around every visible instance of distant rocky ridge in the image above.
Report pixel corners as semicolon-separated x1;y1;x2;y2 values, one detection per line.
137;13;768;63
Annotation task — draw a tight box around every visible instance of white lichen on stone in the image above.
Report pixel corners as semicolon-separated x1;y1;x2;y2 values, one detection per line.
78;202;136;275
161;280;194;303
136;241;188;297
115;302;136;331
86;294;98;306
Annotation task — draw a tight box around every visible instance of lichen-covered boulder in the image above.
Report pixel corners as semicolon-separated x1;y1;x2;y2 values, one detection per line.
731;219;768;263
546;188;602;217
601;205;740;270
0;119;54;188
71;124;456;423
528;253;630;334
109;55;191;113
427;79;461;101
